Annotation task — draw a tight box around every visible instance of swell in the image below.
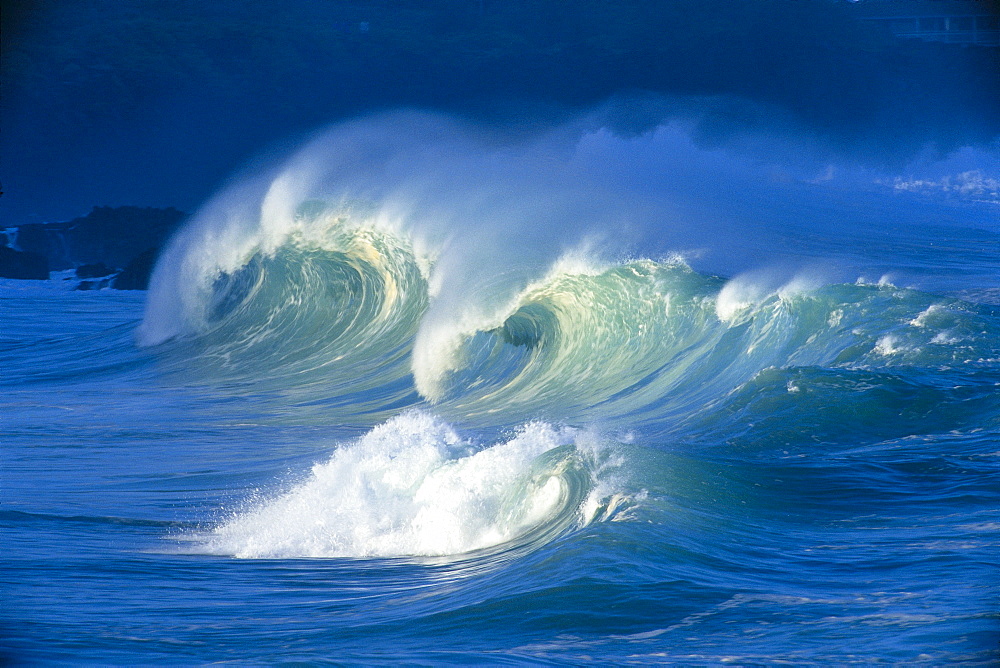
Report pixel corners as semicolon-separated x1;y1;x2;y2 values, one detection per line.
0;509;196;530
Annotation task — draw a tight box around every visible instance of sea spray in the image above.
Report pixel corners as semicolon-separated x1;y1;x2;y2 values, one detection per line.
201;411;628;558
136;112;805;348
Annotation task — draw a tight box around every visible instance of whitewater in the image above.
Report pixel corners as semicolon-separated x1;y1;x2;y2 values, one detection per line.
3;112;999;663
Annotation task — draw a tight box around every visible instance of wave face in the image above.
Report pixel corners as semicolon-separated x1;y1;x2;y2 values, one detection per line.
143;200;427;358
138;199;429;418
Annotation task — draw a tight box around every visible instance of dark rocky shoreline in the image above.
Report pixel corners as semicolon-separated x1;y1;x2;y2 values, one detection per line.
1;206;187;290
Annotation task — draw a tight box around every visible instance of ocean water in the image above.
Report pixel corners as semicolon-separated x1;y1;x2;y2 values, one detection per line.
3;114;1000;664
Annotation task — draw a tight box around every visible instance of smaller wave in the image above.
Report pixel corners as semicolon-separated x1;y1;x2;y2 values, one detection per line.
195;411;631;559
140;191;430;348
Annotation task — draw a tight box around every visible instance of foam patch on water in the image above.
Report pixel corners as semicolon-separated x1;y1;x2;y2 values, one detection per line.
886;170;1000;203
201;411;619;558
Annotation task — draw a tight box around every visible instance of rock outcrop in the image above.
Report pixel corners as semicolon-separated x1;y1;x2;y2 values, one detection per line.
75;262;117;279
0;245;50;280
4;206;187;288
111;248;158;290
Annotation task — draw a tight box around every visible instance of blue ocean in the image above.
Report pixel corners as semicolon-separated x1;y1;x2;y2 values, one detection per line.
3;113;999;664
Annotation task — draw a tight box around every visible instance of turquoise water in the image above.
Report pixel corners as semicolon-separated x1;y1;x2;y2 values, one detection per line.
3;117;999;663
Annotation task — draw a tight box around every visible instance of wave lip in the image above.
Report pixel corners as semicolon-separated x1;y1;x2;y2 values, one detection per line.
197;411;623;559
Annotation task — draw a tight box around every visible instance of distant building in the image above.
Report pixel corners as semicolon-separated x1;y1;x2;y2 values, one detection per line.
853;0;1000;46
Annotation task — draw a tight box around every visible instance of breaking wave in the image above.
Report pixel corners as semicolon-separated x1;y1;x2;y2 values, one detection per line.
140;112;1000;559
195;411;631;559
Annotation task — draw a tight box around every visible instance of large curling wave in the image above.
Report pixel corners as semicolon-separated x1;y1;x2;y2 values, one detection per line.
139;112;1000;424
143;112;1000;558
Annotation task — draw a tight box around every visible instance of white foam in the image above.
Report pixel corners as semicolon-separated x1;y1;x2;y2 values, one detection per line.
909;304;943;328
202;411;608;558
930;330;961;345
889;170;1000;202
874;334;901;356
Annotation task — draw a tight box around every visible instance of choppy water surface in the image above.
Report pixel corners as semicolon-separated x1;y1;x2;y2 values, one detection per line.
3;116;999;664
